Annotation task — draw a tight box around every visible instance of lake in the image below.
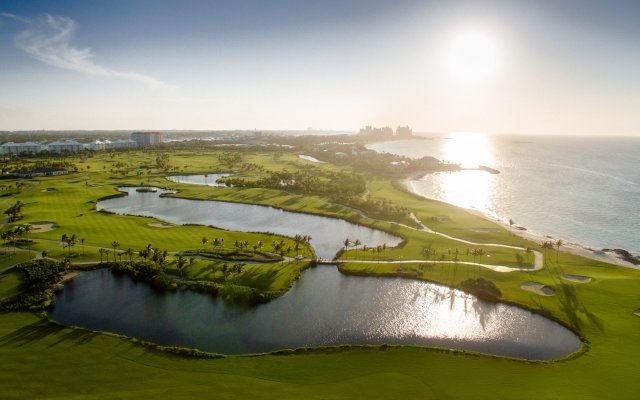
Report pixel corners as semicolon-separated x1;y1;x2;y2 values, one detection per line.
97;187;401;259
49;267;581;360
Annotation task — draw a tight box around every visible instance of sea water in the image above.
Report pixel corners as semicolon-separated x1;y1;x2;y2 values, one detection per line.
368;134;640;254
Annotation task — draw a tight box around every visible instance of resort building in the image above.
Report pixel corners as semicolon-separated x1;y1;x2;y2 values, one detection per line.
47;140;85;153
109;139;138;149
86;139;110;151
131;131;162;147
0;142;44;155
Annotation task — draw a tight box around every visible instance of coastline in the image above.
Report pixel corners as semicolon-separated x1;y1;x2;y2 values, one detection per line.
401;174;639;269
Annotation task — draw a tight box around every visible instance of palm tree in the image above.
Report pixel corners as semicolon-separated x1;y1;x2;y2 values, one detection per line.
98;248;105;263
111;241;120;261
126;248;134;262
23;224;32;250
70;234;77;254
509;219;515;235
343;238;351;259
61;234;69;255
354;239;361;259
201;236;208;249
80;237;85;255
176;255;187;278
555;239;564;263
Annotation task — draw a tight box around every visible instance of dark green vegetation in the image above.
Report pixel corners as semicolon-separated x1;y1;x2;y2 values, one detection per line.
0;144;639;398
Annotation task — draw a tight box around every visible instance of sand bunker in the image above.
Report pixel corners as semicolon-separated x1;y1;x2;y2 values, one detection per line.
561;274;592;283
521;281;555;296
472;227;501;233
41;188;58;192
148;222;172;228
28;222;56;233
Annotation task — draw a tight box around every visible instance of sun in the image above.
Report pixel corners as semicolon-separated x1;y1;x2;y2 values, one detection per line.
446;30;500;84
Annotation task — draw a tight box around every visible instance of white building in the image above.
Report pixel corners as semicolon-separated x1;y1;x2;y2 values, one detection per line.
131;132;161;147
109;139;137;149
0;142;44;155
85;139;109;151
47;140;84;153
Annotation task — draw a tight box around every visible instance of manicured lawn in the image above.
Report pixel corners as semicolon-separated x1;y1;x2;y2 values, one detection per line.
1;149;639;399
0;271;23;300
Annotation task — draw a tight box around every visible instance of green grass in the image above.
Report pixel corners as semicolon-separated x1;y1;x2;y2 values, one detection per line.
164;258;311;294
0;271;23;300
1;149;639;398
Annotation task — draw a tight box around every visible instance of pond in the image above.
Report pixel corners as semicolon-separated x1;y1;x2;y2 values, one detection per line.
167;173;232;187
49;267;581;360
97;187;401;258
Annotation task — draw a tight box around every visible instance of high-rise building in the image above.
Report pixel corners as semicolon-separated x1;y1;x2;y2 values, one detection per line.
131;132;161;147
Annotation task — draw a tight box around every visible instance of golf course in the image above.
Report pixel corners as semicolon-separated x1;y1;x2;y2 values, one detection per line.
1;148;639;399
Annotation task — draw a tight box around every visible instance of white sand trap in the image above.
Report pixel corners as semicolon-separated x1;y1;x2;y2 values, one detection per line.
28;222;56;233
521;281;555;296
472;227;501;233
634;310;640;317
41;188;58;192
561;274;592;283
148;222;173;228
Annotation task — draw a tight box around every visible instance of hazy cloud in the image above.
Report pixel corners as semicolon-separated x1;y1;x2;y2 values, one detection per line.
3;13;174;91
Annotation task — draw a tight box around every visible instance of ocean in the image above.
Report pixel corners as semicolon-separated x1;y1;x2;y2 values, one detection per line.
368;133;640;255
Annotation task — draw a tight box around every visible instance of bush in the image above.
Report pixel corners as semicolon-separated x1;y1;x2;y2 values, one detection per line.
460;278;502;301
0;259;62;311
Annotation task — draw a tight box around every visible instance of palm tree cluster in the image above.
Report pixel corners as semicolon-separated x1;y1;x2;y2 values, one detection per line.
541;239;563;262
342;238;388;260
1;223;32;254
60;233;78;255
138;243;169;267
4;201;24;222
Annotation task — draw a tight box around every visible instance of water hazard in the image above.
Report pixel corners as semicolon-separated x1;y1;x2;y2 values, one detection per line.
49;267;581;360
97;187;401;258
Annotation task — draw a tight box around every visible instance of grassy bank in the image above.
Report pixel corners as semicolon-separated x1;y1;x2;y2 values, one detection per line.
0;149;639;398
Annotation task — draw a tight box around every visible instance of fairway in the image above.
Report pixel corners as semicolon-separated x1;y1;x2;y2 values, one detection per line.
0;149;639;399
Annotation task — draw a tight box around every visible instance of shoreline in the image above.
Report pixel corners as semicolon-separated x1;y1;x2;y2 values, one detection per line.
401;175;639;269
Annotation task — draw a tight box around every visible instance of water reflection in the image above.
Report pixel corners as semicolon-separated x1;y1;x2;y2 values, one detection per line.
167;173;231;187
49;267;582;360
98;187;401;259
412;133;495;213
443;132;492;168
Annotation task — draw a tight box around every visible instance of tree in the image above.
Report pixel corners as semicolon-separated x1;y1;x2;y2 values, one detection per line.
111;241;120;261
61;234;69;255
201;236;208;248
98;248;105;263
509;218;515;235
555;239;564;263
176;255;187;278
354;239;361;259
126;248;134;262
343;238;351;259
80;237;85;255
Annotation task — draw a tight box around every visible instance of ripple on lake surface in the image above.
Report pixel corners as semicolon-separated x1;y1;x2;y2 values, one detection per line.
49;267;581;360
98;187;401;258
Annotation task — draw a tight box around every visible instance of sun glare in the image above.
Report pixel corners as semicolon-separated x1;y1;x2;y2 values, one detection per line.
446;30;500;84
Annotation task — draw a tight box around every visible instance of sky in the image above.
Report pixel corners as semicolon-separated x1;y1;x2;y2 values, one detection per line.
1;0;639;135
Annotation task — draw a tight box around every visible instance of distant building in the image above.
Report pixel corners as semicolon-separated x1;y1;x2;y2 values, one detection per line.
395;126;413;138
13;167;68;178
86;140;109;151
47;140;84;153
110;139;137;149
359;126;393;136
131;132;161;147
0;142;44;155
